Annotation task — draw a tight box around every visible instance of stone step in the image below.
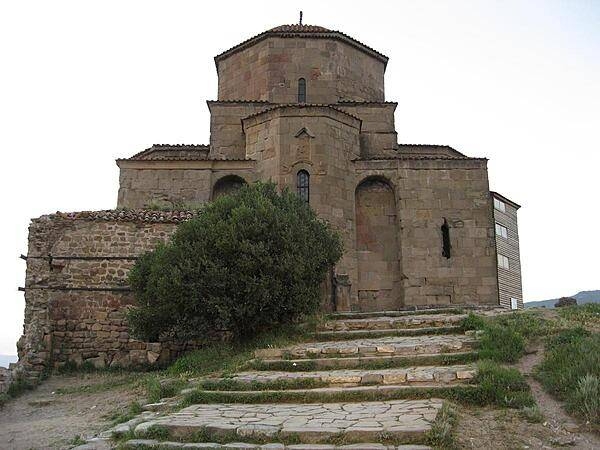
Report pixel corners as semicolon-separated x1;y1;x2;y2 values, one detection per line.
328;307;465;320
134;400;443;445
181;383;479;405
327;306;506;321
248;351;478;372
317;313;466;333
254;335;476;360
199;365;476;389
314;325;462;340
123;439;432;449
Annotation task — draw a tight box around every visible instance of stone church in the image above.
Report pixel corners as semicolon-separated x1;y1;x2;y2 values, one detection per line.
116;24;523;312
15;23;523;380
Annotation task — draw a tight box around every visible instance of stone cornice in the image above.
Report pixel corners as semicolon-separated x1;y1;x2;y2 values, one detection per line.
116;159;256;170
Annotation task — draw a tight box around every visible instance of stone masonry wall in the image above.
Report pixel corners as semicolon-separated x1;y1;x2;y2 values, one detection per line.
217;37;385;103
18;211;196;383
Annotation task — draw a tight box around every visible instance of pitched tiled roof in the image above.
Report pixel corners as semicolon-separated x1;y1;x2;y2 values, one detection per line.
120;144;210;161
355;155;486;161
242;103;362;123
355;145;486;161
50;210;199;223
215;24;388;67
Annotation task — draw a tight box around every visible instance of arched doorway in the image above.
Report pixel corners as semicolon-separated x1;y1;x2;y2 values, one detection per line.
355;178;401;311
212;175;246;199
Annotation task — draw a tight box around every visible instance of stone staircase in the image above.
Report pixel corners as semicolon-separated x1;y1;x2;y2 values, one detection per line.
98;308;499;449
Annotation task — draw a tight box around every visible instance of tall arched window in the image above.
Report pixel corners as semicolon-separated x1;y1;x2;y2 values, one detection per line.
298;78;306;103
297;170;310;203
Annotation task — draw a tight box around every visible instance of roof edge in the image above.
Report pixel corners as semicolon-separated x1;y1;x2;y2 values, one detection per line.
491;191;521;209
214;27;389;69
241;103;363;124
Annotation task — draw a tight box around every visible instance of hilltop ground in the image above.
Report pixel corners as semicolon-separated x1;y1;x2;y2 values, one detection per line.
0;305;598;450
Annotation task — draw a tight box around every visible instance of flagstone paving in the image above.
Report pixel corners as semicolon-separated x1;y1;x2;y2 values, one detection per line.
133;400;443;444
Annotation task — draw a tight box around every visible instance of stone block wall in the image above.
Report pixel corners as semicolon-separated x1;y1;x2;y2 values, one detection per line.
216;37;385;103
116;160;256;209
18;211;197;383
351;158;499;310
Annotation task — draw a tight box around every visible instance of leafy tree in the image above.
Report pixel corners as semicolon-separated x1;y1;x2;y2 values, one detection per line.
127;182;343;341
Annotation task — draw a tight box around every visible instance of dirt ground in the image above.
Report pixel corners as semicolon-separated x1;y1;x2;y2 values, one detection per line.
0;373;145;450
456;341;600;450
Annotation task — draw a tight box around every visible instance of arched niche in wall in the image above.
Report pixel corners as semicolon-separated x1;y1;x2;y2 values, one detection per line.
212;175;247;200
355;176;402;311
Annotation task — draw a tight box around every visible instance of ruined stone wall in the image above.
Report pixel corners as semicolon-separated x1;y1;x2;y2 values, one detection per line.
18;211;197;383
217;37;386;103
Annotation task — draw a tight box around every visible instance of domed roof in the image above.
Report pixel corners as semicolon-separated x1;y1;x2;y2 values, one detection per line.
214;24;388;67
267;24;332;33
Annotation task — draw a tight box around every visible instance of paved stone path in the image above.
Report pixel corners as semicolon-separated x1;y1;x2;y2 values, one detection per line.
77;308;498;449
219;365;475;385
134;400;443;443
255;335;475;359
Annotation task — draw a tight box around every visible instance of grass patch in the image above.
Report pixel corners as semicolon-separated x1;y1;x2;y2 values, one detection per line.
520;405;544;423
427;403;458;449
535;327;600;427
104;401;144;426
558;303;600;329
461;311;554;363
139;375;188;403
247;352;479;372
167;323;315;377
474;360;534;408
68;435;87;446
180;384;500;407
0;376;34;407
134;424;425;447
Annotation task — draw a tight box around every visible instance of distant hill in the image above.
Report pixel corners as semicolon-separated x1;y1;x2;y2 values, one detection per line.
525;290;600;309
0;354;17;368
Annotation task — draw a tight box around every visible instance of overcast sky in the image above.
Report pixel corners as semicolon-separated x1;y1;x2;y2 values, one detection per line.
0;0;598;355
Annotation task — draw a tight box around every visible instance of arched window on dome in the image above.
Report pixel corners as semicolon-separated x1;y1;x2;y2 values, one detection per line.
297;170;310;203
298;78;306;103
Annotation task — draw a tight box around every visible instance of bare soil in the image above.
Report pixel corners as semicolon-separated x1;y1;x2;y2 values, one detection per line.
0;373;145;450
456;341;600;449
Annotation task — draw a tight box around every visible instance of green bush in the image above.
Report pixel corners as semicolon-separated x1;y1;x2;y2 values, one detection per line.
127;182;343;342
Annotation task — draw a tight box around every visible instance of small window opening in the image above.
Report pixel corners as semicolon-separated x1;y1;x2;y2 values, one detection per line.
297;170;309;203
298;78;306;103
441;218;451;258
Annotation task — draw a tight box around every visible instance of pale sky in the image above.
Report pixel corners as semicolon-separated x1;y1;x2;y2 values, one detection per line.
0;0;598;355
